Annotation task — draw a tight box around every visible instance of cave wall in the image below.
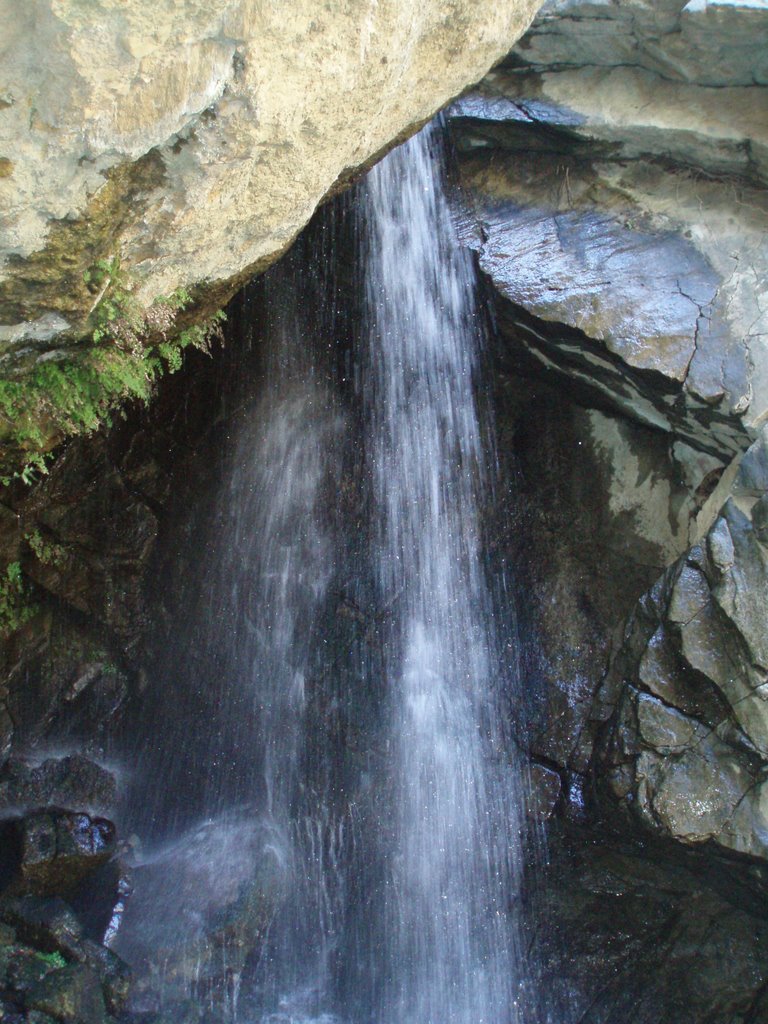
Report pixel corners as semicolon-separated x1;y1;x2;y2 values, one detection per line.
0;1;767;1021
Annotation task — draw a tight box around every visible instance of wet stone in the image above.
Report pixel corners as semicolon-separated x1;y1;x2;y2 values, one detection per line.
0;895;84;959
2;810;117;898
528;763;562;820
668;565;710;625
636;694;701;754
1;944;64;995
753;494;768;544
0;756;117;816
26;962;108;1024
733;426;768;496
81;938;131;1016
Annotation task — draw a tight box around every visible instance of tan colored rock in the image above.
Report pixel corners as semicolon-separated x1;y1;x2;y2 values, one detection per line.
0;0;541;349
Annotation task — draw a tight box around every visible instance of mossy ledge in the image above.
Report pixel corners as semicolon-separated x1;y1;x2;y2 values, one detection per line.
0;266;227;481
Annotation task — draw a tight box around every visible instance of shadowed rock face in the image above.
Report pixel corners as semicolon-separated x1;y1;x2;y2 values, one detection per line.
447;0;768;873
529;823;768;1024
595;429;768;861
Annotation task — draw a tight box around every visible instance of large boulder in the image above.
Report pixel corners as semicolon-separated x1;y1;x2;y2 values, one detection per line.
0;0;541;368
114;813;288;1018
1;811;116;899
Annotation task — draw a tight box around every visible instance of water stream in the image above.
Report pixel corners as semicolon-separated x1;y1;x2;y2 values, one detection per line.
359;124;526;1024
115;121;529;1024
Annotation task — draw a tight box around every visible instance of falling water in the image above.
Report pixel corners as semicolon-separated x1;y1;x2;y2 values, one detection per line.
113;231;353;1020
360;123;526;1024
113;120;529;1024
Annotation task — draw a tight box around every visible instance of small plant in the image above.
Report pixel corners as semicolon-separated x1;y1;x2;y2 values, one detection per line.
0;261;227;481
35;950;67;969
0;561;38;637
26;529;67;568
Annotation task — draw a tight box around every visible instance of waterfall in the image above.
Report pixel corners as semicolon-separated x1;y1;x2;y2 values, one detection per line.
360;124;526;1024
113;121;528;1024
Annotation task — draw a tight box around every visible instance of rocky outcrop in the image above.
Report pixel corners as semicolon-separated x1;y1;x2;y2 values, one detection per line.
448;0;768;461
0;755;131;1023
593;427;768;860
529;823;768;1024
446;0;768;874
0;1;540;399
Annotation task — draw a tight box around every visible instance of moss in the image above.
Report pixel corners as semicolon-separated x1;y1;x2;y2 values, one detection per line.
25;529;67;568
35;951;67;969
0;150;166;329
0;560;38;637
0;255;226;479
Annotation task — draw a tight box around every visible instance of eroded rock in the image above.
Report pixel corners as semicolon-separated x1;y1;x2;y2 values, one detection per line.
596;429;768;860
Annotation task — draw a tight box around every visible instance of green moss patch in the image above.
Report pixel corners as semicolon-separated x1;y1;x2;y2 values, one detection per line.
0;261;225;479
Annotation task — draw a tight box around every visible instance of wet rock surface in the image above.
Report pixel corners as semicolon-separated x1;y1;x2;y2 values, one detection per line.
531;823;768;1024
593;429;768;862
0;811;116;898
461;4;768;1018
0;876;131;1023
490;374;707;787
448;0;768;457
114;814;288;1022
0;756;116;815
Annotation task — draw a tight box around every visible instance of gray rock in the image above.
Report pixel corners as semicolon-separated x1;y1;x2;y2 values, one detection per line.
597;491;768;859
0;756;116;815
712;501;768;669
448;0;768;452
753;493;768;543
26;962;108;1024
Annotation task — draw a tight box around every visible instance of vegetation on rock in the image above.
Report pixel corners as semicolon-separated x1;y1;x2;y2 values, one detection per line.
0;561;37;638
0;258;225;482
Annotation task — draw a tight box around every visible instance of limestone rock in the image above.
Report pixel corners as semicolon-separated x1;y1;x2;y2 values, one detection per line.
0;0;542;361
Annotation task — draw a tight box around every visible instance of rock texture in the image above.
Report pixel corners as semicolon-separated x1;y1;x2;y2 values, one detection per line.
448;0;768;459
594;427;768;860
530;823;768;1024
0;0;541;366
447;0;768;872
